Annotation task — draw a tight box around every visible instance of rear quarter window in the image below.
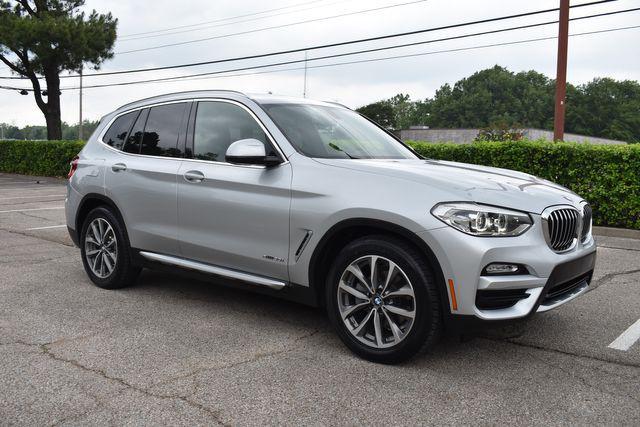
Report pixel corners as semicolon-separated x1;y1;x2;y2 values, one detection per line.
102;111;139;150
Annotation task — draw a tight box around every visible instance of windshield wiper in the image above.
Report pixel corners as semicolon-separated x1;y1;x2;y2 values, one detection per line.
329;142;361;159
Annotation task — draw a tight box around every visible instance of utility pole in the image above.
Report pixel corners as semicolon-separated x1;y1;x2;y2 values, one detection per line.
553;0;570;142
78;68;83;141
303;51;308;98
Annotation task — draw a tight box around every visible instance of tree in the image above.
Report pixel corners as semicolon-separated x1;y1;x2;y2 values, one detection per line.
387;93;416;130
427;66;555;129
1;119;99;140
0;1;117;140
356;66;640;142
356;101;396;129
356;93;418;131
565;78;640;143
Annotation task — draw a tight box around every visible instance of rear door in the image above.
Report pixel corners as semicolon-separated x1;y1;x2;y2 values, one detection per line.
177;100;291;281
104;101;190;256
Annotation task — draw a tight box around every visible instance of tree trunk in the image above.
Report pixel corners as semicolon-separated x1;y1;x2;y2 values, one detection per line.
44;107;62;140
43;70;62;140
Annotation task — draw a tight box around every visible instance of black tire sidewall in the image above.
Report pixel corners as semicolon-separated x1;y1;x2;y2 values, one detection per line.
325;236;441;364
80;207;135;289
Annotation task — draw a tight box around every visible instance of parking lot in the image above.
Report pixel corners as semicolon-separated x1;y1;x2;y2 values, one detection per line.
0;172;638;425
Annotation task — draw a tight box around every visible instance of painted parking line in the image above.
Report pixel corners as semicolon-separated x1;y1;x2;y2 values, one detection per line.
0;190;65;196
0;186;64;192
26;224;67;230
0;194;65;200
0;181;44;185
0;207;64;214
608;318;640;351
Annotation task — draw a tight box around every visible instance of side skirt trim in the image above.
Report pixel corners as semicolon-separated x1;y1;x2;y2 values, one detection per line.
138;251;287;290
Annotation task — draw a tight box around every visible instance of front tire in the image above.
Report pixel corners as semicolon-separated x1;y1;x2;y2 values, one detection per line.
80;206;140;289
326;235;442;364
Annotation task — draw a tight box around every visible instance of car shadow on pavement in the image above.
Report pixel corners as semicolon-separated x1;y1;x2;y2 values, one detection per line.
125;267;533;365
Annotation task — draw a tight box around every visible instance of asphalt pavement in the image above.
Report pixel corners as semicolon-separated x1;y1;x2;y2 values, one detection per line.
0;172;638;426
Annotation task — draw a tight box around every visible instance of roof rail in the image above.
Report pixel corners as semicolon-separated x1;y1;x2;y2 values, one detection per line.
324;101;351;110
115;89;247;111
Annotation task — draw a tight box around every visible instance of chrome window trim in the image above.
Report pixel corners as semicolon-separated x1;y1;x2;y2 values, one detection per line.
541;205;582;254
97;99;188;161
97;97;289;169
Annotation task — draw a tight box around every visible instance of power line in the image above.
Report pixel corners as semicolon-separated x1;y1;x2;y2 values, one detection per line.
0;0;620;81
119;0;351;42
120;0;329;38
5;24;638;93
160;25;640;84
57;7;640;88
114;0;430;54
5;7;638;92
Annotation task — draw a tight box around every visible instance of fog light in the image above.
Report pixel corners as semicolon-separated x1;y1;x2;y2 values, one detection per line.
482;263;526;275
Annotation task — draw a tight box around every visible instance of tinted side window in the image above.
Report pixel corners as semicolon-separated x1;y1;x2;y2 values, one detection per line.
103;111;138;150
141;103;187;157
194;102;269;162
123;109;148;154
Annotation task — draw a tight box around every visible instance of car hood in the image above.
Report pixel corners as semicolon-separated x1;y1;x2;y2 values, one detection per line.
313;158;583;214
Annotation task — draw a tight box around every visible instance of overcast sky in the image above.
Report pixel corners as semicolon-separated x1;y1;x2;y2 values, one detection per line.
1;0;639;127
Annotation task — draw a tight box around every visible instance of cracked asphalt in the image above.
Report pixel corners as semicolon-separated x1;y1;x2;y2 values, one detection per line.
0;172;639;425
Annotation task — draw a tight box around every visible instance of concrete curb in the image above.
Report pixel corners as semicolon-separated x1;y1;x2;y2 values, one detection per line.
593;226;640;240
0;172;66;184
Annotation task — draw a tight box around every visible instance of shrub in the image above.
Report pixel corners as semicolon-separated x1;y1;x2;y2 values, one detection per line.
407;139;640;230
0;139;85;177
1;138;638;230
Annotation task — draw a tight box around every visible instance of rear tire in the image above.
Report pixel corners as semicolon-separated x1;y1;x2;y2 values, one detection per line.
80;206;140;289
325;235;442;364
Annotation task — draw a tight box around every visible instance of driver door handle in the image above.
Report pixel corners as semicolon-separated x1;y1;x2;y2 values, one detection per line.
184;170;205;183
112;163;127;172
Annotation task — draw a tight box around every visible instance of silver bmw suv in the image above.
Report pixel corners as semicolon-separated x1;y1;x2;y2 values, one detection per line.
66;90;596;363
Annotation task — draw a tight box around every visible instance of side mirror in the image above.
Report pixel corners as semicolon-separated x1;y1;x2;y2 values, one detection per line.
225;138;281;167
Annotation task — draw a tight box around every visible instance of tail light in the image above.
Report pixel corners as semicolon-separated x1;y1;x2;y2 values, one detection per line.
68;155;79;179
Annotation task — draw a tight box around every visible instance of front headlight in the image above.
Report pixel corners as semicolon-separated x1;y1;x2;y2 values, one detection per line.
431;202;532;237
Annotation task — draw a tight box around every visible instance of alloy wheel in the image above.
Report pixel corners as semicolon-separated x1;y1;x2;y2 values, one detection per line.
84;217;118;279
337;255;416;349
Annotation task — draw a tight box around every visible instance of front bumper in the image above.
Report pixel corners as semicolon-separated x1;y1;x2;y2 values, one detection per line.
418;215;596;321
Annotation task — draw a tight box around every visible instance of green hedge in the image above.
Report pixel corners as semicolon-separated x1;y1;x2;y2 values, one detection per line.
0;140;85;177
1;139;638;229
407;139;640;230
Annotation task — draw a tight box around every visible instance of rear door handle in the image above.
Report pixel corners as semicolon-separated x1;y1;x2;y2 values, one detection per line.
112;163;127;172
184;170;205;183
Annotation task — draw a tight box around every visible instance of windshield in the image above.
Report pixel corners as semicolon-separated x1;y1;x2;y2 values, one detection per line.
260;103;418;159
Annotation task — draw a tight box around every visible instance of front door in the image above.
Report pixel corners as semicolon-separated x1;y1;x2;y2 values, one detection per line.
177;100;291;281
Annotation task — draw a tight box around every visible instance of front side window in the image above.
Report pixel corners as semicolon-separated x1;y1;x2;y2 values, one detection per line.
141;103;187;157
103;110;139;150
193;101;269;162
261;103;418;159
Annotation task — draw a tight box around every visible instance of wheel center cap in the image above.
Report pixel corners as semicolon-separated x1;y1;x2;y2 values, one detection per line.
372;295;383;307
